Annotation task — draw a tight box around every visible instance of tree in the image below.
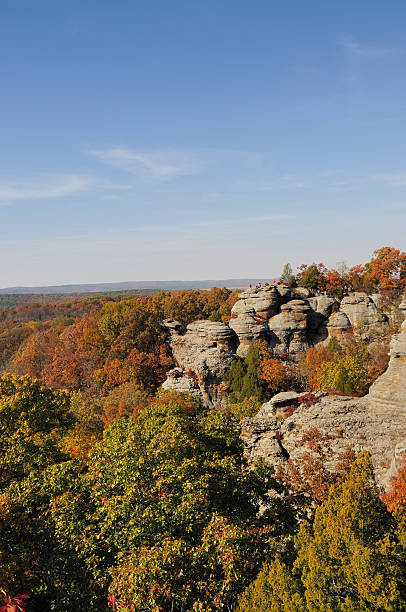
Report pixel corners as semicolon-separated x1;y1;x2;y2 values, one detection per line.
238;453;406;611
110;515;269;611
98;381;149;427
300;346;333;392
295;452;405;611
0;376;104;611
318;342;372;395
226;358;247;401
259;358;299;395
228;396;262;419
239;345;266;401
296;263;326;292
382;459;406;514
95;346;172;393
365;246;406;297
50;392;291;610
9;327;59;380
43;314;101;392
237;557;305;612
0;374;73;489
323;268;343;298
279;263;296;287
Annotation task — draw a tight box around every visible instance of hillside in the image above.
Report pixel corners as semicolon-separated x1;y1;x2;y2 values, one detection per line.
0;278;274;294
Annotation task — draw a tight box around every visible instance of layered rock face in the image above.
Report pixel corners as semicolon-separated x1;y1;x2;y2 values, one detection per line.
368;318;406;416
162;319;237;404
268;300;311;355
229;286;387;357
161;288;406;487
339;292;387;339
242;314;406;489
229;287;280;356
162;288;393;405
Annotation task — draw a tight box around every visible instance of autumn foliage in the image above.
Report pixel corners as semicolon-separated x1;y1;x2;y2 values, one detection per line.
0;248;404;610
295;246;406;298
382;459;406;513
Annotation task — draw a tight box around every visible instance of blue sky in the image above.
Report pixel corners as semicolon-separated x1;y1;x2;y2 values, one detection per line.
1;0;406;286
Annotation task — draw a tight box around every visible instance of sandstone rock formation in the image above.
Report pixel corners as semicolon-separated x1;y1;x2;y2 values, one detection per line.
268;299;311;355
326;310;351;339
339;292;387;340
229;287;280;356
162;319;237;404
242;313;406;489
228;287;388;357
229;287;327;357
161;288;397;438
368;318;406;414
162;366;203;399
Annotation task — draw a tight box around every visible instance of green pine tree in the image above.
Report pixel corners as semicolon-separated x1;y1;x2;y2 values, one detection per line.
240;345;265;402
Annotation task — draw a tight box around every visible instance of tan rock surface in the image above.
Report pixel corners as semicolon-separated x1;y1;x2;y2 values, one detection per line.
229;287;280;356
163;320;237;404
339;292;387;339
242;317;406;489
268;299;311;355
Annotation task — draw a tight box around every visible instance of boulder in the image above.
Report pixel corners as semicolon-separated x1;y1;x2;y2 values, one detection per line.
339;292;387;339
307;295;338;318
258;391;325;417
162;367;203;399
229;287;280;356
162;318;183;333
241;415;285;464
268;300;310;355
291;287;312;299
307;296;338;344
368;318;406;416
164;320;237;404
326;310;352;339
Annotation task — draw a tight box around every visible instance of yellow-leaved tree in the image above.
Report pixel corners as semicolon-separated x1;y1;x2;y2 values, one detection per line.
237;452;406;611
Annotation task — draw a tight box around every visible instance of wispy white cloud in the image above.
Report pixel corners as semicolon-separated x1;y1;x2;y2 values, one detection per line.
90;147;201;179
0;174;93;202
0;174;132;203
339;37;398;60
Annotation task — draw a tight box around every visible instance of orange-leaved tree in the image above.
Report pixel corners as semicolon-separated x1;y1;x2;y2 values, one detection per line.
301;346;333;391
382;459;406;513
258;358;299;395
364;246;406;297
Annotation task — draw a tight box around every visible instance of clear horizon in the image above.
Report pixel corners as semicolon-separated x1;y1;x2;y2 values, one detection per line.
1;1;406;286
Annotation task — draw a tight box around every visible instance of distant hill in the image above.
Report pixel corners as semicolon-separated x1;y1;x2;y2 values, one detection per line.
0;279;275;295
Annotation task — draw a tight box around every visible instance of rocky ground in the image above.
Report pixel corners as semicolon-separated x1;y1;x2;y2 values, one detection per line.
242;315;406;490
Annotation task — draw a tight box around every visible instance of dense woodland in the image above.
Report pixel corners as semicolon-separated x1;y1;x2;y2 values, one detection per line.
1;246;406;611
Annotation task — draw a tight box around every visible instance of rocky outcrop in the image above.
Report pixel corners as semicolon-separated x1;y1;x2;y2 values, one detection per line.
338;292;387;340
242;313;406;489
307;295;338;318
161;288;398;415
242;395;369;470
162;366;203;398
229;287;280;356
268;300;311;355
228;287;388;357
162;319;237;404
367;318;406;430
326;310;352;339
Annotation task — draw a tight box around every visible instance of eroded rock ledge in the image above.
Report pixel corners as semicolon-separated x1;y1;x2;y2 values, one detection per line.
162;287;392;402
162;319;237;404
242;316;406;489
